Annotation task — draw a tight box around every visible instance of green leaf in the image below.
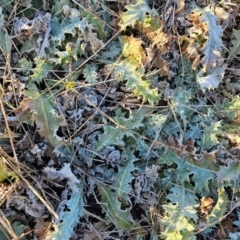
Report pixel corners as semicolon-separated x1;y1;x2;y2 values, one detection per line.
207;187;227;224
165;185;199;221
119;0;158;30
20;40;36;54
98;182;135;230
171;88;193;130
216;96;240;121
51;0;70;17
95;107;149;151
114;107;148;129
0;1;12;13
229;210;240;239
50;188;84;240
83;64;98;84
160;149;218;192
189;5;223;71
197;66;225;91
230;29;240;55
161;185;198;240
0;8;11;57
113;148;137;205
95;126;133;151
24;82;65;147
201;121;221;150
31;59;52;84
145;113;168;138
218;162;240;187
63;17;87;36
0;28;11;57
50;17;66;44
0;220;26;240
100;41;121;60
111;60;159;104
17;57;32;74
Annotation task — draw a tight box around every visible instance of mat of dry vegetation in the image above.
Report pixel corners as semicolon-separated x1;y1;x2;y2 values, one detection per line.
1;0;240;239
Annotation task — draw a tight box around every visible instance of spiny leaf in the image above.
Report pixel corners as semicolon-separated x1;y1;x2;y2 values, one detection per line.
50;17;66;44
0;7;11;57
95;107;149;151
119;0;158;30
122;35;145;65
17;57;32;74
218;161;240;187
111;60;159;104
50;188;84;240
161;185;198;240
171;88;193;130
114;107;148;129
83;64;98;84
165;185;199;222
100;41;121;60
24;82;65;147
31;59;52;84
63;17;87;36
197;66;225;91
230;29;240;56
95;126;133;151
97;182;135;230
160;149;218;192
216;96;240;121
113;147;137;204
201;121;221;150
51;0;70;17
0;220;27;240
206;187;228;224
190;4;223;71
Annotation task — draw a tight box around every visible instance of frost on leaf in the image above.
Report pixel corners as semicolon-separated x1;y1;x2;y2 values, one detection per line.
0;220;27;240
216;96;240;121
160;149;218;192
100;41;121;60
230;29;240;56
119;0;158;30
206;187;227;225
161;185;198;240
95;107;149;151
49;188;84;240
111;60;159;104
171;88;193;130
113;148;137;206
82;23;104;52
44;163;80;193
52;0;70;17
20;82;65;148
197;66;225;90
97;182;135;230
31;59;52;84
189;5;223;71
83;64;98;84
13;13;52;58
218;162;240;187
0;7;11;57
201;121;221;150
